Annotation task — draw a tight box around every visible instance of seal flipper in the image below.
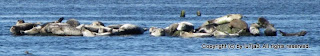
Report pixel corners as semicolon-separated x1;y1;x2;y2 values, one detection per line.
57;17;64;23
107;24;123;29
279;30;286;36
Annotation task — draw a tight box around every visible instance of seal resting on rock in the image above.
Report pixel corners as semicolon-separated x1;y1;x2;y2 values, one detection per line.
95;27;113;36
207;14;242;24
279;30;307;36
93;24;145;36
196;23;217;33
116;24;145;35
257;17;277;36
264;24;277;36
179;31;212;38
55;17;64;23
10;20;40;35
41;23;83;36
229;19;248;31
22;26;42;35
164;22;195;37
149;27;165;37
17;17;65;35
257;17;270;28
107;24;123;29
212;29;242;37
66;19;80;27
84;21;105;32
212;30;228;37
164;23;179;36
40;19;83;36
81;27;96;37
177;22;194;32
249;23;260;36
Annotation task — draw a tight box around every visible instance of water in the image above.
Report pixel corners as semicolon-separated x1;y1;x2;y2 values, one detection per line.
0;0;320;56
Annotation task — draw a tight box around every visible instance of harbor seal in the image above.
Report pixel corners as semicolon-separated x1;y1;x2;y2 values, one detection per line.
212;30;228;37
40;23;82;36
177;22;194;32
84;21;105;32
22;26;42;35
16;20;25;25
264;24;277;36
118;24;145;34
149;27;165;37
10;20;40;35
256;17;277;36
55;17;64;23
66;19;80;27
179;31;212;38
249;23;260;36
39;18;80;35
212;30;242;37
209;14;243;24
107;24;123;29
228;19;248;30
80;27;95;37
196;23;217;33
279;30;307;36
164;23;179;36
95;28;113;36
257;17;270;28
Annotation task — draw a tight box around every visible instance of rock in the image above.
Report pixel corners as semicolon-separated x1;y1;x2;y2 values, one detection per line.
279;30;307;36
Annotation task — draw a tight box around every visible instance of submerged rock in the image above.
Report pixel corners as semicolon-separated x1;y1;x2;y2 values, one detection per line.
279;30;307;36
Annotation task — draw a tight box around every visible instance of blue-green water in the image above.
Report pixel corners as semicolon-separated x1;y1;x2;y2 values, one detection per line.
0;0;319;56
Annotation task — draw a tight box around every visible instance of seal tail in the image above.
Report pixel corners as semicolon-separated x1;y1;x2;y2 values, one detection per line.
279;30;286;35
57;17;64;23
